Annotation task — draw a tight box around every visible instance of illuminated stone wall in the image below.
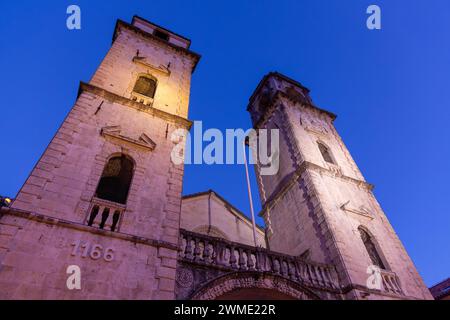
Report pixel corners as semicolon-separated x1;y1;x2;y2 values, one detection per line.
0;17;198;299
248;73;433;300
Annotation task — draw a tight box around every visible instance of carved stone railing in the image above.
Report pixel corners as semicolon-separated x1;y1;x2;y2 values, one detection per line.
130;91;154;106
179;229;340;291
380;269;403;295
86;197;125;232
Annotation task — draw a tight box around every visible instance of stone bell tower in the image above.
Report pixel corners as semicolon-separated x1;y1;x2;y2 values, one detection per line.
247;72;432;300
0;16;200;299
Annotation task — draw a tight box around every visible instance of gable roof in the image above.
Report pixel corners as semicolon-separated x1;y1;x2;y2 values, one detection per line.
182;190;265;232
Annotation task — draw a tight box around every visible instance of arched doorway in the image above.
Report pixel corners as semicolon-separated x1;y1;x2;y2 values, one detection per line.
189;271;321;300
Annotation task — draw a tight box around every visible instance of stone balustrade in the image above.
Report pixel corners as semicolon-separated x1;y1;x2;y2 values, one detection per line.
179;229;340;291
86;197;125;232
130;91;154;106
380;269;403;295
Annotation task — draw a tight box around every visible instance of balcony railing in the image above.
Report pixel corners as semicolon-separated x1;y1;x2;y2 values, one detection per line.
179;229;340;291
130;91;154;106
86;197;125;232
380;269;403;295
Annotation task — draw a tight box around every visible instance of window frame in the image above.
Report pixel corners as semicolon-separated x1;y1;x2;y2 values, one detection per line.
317;141;336;165
132;75;158;99
358;226;389;270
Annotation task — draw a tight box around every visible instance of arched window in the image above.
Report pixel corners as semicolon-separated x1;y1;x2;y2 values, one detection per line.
95;154;134;204
133;76;157;98
359;227;386;269
318;142;335;164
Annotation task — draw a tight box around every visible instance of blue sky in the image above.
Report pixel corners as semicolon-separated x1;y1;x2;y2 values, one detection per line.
0;1;449;286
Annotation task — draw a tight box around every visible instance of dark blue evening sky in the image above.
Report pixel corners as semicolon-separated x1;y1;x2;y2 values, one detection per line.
0;1;448;286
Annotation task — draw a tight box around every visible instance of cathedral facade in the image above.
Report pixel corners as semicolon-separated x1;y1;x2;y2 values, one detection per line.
0;16;432;300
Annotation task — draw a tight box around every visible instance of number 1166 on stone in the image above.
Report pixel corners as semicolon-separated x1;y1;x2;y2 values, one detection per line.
70;240;115;262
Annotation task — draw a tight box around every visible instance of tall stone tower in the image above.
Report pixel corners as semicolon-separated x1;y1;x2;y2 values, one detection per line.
0;16;200;299
248;72;432;300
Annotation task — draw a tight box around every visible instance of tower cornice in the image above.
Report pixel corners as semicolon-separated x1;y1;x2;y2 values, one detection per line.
113;19;201;73
0;207;179;251
251;90;336;130
258;161;374;219
248;72;310;107
78;81;193;129
247;72;336;119
132;15;192;46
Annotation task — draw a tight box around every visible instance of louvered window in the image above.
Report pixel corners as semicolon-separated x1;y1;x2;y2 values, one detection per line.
133;76;157;98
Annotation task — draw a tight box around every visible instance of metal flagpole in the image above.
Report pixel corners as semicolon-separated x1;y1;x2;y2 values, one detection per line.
243;137;258;247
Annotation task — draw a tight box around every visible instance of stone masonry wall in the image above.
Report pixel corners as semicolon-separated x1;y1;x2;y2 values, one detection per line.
0;210;178;299
3;17;197;299
11;91;186;245
90;26;194;119
284;102;432;299
250;74;432;299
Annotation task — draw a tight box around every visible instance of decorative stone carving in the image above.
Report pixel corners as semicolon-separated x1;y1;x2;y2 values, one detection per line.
189;272;318;300
326;163;343;177
176;268;194;288
132;56;171;76
340;201;373;219
176;229;405;300
176;229;344;300
100;126;156;151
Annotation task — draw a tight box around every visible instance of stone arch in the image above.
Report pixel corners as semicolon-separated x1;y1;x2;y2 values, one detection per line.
105;151;137;168
95;153;136;205
189;271;321;300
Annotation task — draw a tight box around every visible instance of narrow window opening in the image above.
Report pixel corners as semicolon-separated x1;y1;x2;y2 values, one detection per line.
318;142;335;164
359;228;386;269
